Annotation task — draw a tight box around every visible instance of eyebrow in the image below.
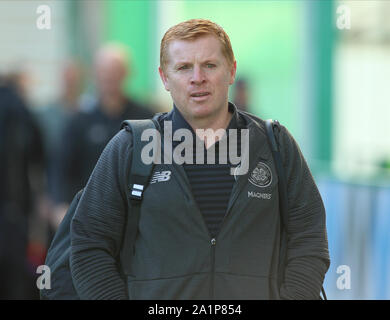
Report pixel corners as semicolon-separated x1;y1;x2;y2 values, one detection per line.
174;60;218;67
174;62;190;67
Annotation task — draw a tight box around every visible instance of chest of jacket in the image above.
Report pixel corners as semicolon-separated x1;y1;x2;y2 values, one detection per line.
125;124;282;299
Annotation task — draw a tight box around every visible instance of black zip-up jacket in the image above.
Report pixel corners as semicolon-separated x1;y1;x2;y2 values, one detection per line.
70;106;330;300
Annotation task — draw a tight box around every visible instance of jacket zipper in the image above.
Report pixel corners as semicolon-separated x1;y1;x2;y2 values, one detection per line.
210;237;216;299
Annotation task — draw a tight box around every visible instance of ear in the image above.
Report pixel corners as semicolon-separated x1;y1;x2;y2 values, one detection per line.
229;60;237;85
159;66;170;92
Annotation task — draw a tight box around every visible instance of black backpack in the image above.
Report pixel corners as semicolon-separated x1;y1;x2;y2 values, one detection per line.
265;119;327;300
40;119;157;300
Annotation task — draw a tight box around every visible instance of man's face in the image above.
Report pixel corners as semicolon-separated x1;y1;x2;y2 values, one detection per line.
95;53;127;98
159;35;236;123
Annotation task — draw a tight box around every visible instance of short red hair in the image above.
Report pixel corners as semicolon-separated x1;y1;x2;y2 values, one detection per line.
160;19;235;71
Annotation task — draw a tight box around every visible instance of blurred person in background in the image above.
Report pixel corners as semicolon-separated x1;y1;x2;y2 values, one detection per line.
233;77;250;112
0;73;46;299
55;44;154;225
33;60;84;243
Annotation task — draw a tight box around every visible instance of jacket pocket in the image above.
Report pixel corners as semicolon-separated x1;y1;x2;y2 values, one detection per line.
127;273;210;300
214;272;279;299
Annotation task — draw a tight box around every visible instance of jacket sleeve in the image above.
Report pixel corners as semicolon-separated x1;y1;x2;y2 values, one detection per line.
70;129;132;300
277;125;330;300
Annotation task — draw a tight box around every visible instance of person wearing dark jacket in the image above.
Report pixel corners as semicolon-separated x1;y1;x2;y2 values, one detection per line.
55;44;154;227
70;19;330;300
0;79;45;299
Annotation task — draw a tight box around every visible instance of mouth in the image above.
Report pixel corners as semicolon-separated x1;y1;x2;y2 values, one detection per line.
190;91;211;101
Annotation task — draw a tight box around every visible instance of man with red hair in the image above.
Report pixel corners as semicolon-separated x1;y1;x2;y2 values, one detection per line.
70;19;330;300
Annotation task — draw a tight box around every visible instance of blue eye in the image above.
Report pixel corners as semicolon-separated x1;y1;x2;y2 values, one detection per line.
206;64;215;68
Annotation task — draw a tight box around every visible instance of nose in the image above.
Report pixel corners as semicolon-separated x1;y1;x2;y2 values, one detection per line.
190;65;206;85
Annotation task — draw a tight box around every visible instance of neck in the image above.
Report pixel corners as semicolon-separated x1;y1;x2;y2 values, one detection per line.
100;94;125;117
62;91;79;111
187;108;232;149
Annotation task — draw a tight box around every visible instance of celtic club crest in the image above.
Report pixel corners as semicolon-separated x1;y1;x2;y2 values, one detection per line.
248;162;272;187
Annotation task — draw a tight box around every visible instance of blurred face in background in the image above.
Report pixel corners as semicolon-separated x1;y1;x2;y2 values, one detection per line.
159;35;236;125
95;48;128;99
62;61;83;105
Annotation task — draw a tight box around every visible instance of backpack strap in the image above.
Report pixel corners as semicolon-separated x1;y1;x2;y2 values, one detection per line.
265;119;327;300
265;120;288;229
119;119;157;276
121;119;158;204
265;119;288;292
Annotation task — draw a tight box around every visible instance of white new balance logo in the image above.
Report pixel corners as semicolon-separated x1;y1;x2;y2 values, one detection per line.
150;170;171;184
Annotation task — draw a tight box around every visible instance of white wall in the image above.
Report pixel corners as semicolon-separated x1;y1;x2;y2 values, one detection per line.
0;1;70;107
333;1;390;177
333;44;390;177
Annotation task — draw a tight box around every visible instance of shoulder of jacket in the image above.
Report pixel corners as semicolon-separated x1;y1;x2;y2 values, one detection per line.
118;116;164;153
104;127;134;161
238;110;295;151
237;110;268;135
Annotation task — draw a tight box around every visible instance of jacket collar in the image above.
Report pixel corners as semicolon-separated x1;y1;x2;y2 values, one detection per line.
160;101;245;138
